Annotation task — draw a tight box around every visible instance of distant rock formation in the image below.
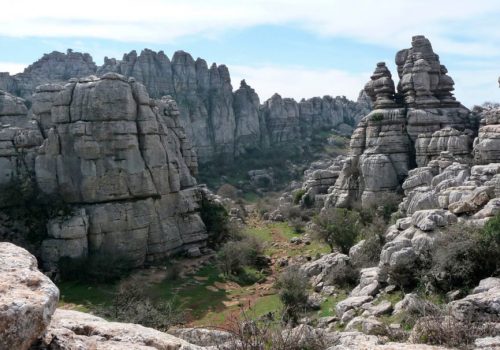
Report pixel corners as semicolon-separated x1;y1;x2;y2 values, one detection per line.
326;36;478;208
0;74;206;270
0;49;371;163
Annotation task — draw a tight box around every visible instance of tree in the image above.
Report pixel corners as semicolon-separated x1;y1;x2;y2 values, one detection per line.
274;266;309;323
313;208;362;254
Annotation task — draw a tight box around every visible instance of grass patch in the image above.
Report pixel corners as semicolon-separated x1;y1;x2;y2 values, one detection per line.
58;281;115;312
375;291;404;306
318;290;348;318
251;294;283;318
152;264;229;320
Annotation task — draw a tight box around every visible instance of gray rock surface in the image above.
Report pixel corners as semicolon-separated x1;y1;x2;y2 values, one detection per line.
326;36;476;209
1;48;371;163
0;91;43;186
0;50;96;100
0;242;59;350
30;75;207;269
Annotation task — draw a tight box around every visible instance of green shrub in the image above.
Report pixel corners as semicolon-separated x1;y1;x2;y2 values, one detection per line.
274;266;309;323
199;196;232;248
100;277;184;331
371;113;384;122
292;189;306;205
217;233;264;278
352;216;387;268
313;208;362;254
323;260;359;287
482;214;500;245
289;218;305;234
423;222;500;292
0;176;72;244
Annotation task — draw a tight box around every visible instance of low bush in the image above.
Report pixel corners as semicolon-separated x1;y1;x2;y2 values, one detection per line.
0;176;72;244
323;260;359;288
100;277;184;331
212;310;327;350
274;266;309;323
289;218;305;234
423;222;500;292
292;189;306;205
217;233;264;278
411;313;498;349
313;208;362;254
352;216;386;268
217;183;239;200
200;196;233;248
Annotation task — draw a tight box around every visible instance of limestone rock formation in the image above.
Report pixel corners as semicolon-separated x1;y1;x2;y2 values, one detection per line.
0;242;59;350
27;74;206;269
326;36;476;208
0;90;43;186
1;48;371;163
39;309;199;350
0;50;97;100
474;98;500;164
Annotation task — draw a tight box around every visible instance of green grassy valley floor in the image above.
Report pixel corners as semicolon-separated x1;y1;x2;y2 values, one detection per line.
58;219;340;328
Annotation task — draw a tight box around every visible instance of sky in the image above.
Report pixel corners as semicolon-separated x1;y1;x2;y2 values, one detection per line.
0;0;499;107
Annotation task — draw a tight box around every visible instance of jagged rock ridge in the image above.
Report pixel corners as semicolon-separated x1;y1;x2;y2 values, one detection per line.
0;49;371;162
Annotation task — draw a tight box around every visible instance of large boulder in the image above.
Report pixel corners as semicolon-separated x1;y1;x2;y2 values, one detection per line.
449;277;500;322
0;242;59;350
38;309;202;350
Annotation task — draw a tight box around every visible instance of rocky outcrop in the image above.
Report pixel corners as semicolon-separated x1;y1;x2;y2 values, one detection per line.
1;48;371;163
0;242;59;350
0;90;43;186
0;50;97;100
26;74;206;270
326;36;477;209
38;309;198;350
474;100;500;164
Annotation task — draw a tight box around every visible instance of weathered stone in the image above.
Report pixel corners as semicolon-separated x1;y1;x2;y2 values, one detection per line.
40;309;199;350
32;76;207;269
449;278;500;322
0;242;59;350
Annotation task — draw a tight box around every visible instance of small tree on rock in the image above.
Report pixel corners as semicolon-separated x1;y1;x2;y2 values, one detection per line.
313;208;362;254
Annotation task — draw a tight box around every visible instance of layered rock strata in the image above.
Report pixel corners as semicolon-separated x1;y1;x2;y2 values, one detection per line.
0;49;371;163
0;90;43;186
1;74;206;270
326;36;476;208
31;74;206;269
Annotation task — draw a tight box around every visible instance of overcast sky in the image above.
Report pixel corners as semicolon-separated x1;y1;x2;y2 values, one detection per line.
0;0;499;106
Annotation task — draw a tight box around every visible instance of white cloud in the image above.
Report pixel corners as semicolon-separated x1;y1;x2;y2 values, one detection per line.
231;65;369;102
1;0;500;56
230;64;500;107
0;62;27;74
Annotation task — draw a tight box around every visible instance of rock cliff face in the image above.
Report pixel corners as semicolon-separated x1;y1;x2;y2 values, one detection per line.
0;49;371;163
0;74;206;270
326;36;477;208
0;90;43;185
